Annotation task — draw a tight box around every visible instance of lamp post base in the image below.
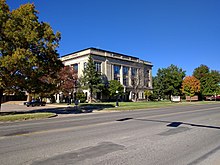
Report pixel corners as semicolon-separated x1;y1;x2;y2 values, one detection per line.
116;100;119;107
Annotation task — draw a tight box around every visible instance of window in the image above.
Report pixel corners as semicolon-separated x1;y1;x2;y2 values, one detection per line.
73;64;78;72
114;77;120;81
123;66;129;75
123;78;128;86
95;62;101;73
144;69;150;86
114;65;121;81
131;68;137;76
123;66;129;86
84;62;87;69
114;65;120;75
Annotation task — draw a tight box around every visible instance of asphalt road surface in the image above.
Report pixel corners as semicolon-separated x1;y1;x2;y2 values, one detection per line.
1;103;220;165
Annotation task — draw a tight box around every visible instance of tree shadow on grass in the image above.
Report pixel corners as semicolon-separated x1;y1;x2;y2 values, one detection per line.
0;104;115;116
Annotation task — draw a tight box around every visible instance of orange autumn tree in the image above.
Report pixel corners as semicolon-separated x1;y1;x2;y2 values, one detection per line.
181;76;200;101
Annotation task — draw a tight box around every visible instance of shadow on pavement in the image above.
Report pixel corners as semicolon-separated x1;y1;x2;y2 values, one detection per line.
135;119;220;130
115;117;220;130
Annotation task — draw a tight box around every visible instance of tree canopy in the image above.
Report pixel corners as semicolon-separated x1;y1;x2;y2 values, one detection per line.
153;64;186;99
58;66;78;96
108;80;124;97
181;76;200;97
193;65;220;96
0;1;63;105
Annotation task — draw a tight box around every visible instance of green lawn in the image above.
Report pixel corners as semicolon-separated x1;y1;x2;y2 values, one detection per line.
0;112;57;122
78;100;220;111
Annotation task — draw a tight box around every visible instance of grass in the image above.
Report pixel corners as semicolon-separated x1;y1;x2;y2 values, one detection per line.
78;100;220;111
0;112;57;122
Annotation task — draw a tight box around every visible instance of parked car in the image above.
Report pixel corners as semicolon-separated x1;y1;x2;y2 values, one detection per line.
24;100;46;107
205;95;220;101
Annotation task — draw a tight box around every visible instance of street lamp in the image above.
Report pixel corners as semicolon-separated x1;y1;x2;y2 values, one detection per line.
68;92;72;105
116;90;119;107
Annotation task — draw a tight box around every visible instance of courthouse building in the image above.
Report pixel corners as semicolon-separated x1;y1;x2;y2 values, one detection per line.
58;47;153;102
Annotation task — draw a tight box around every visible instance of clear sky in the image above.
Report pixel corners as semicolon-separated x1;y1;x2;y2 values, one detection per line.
6;0;220;76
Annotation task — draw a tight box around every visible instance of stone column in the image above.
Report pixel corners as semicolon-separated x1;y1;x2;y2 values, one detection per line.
149;69;153;88
112;64;114;80
120;65;123;85
104;59;108;76
128;67;131;86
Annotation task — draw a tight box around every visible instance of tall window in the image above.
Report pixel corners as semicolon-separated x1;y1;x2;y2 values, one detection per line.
123;66;129;86
95;62;101;73
131;67;137;76
114;65;120;75
123;66;129;75
114;65;120;81
144;69;150;87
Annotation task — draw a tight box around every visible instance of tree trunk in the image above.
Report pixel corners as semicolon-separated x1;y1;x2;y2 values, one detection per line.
0;88;3;111
27;93;32;102
89;87;93;103
134;93;138;102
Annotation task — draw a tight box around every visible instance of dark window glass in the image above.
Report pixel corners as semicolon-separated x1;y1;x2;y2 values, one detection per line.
123;66;129;75
73;64;78;72
114;65;120;75
95;62;101;73
131;68;137;76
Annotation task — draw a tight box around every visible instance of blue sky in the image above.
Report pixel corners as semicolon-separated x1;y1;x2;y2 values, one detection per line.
6;0;220;76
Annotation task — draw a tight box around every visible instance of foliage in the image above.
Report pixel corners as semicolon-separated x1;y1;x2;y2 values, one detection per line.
144;90;152;101
201;70;220;96
58;66;78;96
76;91;86;103
193;64;209;80
153;64;186;99
181;76;200;97
108;80;124;97
193;65;220;96
0;1;63;104
80;55;103;102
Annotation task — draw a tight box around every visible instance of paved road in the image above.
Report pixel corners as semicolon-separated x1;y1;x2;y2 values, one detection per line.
1;103;220;165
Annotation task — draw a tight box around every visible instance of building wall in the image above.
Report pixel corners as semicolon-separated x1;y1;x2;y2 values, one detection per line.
60;48;153;101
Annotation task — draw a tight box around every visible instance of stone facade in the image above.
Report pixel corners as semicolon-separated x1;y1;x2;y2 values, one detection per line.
57;48;153;102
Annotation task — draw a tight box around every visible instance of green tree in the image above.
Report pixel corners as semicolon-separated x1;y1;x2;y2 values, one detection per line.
152;76;163;100
193;65;220;97
201;70;220;96
80;55;103;103
0;0;10;109
153;64;186;99
0;1;63;107
108;80;124;97
181;76;200;101
193;64;209;80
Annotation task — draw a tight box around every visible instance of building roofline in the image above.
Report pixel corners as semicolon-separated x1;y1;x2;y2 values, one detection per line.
61;47;152;65
61;47;93;57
